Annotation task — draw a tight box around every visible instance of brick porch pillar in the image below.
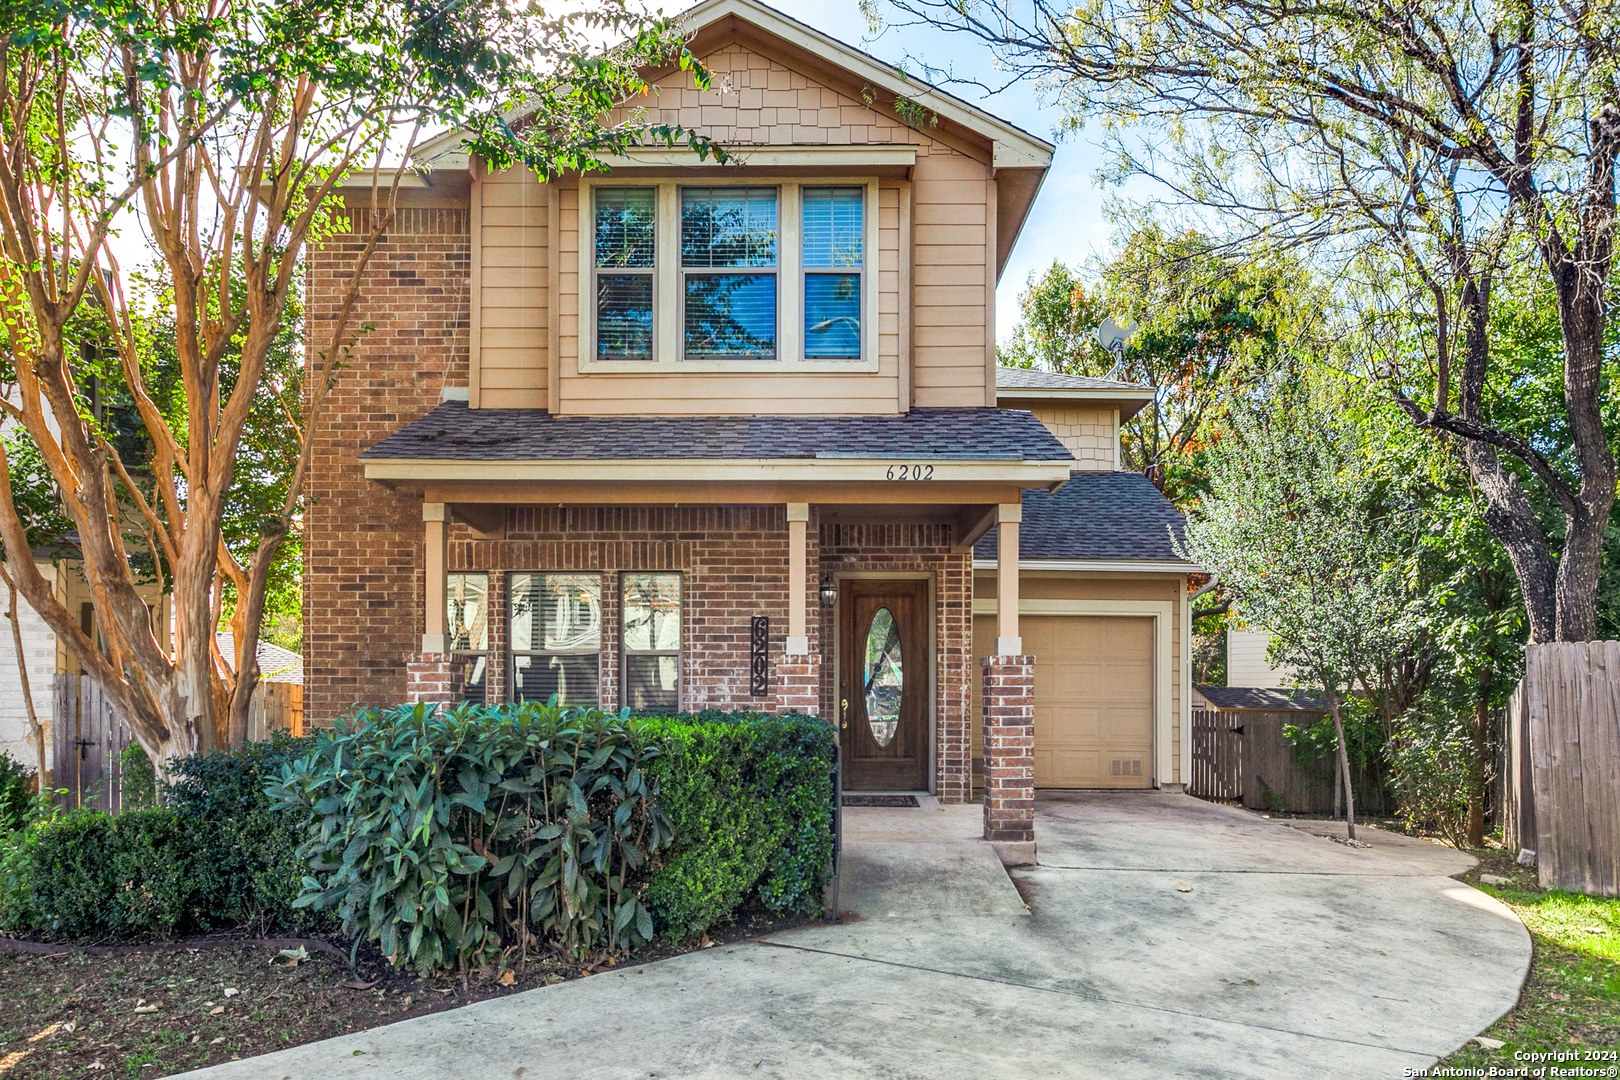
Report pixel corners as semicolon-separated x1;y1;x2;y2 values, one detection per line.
405;652;460;705
982;655;1035;857
778;652;820;715
778;502;819;716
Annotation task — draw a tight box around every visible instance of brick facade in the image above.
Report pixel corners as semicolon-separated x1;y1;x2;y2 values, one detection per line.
304;207;471;721
819;523;973;804
404;652;461;705
981;656;1036;844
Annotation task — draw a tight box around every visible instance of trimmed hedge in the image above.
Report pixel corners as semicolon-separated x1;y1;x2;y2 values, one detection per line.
13;733;315;938
635;710;833;939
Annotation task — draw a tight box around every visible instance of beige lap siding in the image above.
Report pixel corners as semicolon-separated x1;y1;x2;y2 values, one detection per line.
303;204;471;723
818;523;973;803
476;167;549;409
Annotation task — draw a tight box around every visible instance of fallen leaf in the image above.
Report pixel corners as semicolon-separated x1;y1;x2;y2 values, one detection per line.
1550;992;1570;1001
1473;1036;1506;1050
275;946;309;966
191;1036;199;1045
700;933;714;949
498;971;515;986
1581;926;1608;935
210;1037;225;1045
61;1021;75;1034
341;980;379;991
209;1006;225;1016
223;988;239;998
133;1005;158;1014
87;1063;105;1072
1174;882;1193;893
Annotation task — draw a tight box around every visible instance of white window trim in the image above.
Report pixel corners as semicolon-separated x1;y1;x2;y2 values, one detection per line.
579;176;880;374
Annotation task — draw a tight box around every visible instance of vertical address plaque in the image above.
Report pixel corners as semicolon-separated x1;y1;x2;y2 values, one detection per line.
749;616;769;697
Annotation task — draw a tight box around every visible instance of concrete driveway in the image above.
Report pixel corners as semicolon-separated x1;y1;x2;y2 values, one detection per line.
181;792;1529;1080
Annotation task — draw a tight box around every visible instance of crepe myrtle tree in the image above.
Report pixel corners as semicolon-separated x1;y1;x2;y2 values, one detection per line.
0;0;720;764
1179;392;1423;839
874;0;1620;643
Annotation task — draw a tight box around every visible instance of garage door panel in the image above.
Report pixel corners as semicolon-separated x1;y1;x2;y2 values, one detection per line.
1027;615;1154;790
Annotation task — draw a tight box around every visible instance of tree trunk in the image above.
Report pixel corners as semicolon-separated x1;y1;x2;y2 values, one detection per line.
1325;686;1357;841
1550;279;1616;642
1466;692;1489;848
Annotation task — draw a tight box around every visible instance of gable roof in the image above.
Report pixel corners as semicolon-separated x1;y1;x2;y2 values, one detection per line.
413;0;1054;172
996;366;1156;417
975;470;1192;565
216;632;304;685
363;402;1074;463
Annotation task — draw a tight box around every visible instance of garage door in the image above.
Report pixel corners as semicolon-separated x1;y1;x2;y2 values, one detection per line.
974;615;1155;789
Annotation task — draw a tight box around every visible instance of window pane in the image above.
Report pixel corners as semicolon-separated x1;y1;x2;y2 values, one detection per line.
681;188;777;268
595;188;655;268
459;655;487;704
623;655;679;711
597;274;653;360
623;573;681;651
802;187;863;268
805;274;861;358
447;573;489;651
510;573;601;653
684;274;776;359
512;653;600;706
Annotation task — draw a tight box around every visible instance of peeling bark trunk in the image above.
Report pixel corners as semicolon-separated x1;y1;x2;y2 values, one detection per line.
2;573;46;788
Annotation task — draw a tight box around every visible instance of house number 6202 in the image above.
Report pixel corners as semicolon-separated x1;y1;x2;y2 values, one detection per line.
886;464;935;480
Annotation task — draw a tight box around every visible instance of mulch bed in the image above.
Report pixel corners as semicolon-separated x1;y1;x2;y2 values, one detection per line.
0;912;813;1079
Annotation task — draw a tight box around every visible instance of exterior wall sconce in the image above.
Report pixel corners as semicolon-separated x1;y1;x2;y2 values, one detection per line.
819;577;838;607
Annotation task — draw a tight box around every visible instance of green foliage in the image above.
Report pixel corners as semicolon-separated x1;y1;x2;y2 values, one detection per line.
271;703;671;975
1385;707;1478;848
27;808;195;937
119;744;157;810
165;732;318;930
0;751;36;832
636;710;834;940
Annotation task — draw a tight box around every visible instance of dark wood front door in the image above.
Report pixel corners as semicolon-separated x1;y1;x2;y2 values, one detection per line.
840;579;928;791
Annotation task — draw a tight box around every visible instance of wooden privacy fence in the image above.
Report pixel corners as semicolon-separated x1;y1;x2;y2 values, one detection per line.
51;674;303;813
1189;708;1336;813
1503;642;1620;896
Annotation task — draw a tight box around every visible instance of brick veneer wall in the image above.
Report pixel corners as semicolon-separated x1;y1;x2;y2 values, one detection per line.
404;653;461;705
449;506;822;715
304;207;471;722
818;523;973;803
981;655;1035;842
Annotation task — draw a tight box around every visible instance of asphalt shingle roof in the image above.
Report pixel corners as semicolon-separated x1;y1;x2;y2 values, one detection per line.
975;470;1190;562
361;403;1074;462
996;366;1151;393
1196;686;1325;711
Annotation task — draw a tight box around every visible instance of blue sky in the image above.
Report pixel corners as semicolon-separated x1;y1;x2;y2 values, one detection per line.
761;0;1135;342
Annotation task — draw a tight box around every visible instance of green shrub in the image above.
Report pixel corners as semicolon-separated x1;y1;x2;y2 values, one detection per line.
119;744;157;810
166;732;316;930
269;702;669;974
1387;707;1477;847
0;751;36;832
636;710;833;939
27;807;195;936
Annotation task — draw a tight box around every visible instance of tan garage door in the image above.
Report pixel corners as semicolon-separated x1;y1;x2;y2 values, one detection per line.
974;615;1155;789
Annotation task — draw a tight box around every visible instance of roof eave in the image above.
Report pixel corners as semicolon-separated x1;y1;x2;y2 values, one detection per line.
972;557;1197;574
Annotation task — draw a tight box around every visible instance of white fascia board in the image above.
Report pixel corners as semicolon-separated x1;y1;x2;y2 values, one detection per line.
972;558;1199;574
601;145;917;169
364;458;1075;485
996;386;1153;403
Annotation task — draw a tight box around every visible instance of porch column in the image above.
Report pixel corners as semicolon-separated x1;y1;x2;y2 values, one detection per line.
779;502;819;716
786;503;810;653
983;500;1035;863
994;503;1021;655
407;501;458;706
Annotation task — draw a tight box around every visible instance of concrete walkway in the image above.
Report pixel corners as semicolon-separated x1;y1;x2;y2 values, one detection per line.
180;792;1530;1080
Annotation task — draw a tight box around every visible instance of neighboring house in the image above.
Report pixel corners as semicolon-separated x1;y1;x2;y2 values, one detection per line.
1225;627;1296;689
303;0;1195;854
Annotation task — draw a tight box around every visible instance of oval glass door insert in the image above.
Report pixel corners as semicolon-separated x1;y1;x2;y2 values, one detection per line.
863;607;903;748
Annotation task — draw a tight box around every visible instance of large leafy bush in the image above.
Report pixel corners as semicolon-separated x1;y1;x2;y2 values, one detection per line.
636;710;833;939
27;807;194;936
270;702;670;975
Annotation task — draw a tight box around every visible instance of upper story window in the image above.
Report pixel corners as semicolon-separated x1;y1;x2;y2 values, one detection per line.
582;179;877;372
681;188;778;360
594;188;656;362
802;187;863;359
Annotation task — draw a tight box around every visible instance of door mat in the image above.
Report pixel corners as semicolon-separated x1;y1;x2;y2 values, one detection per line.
842;794;920;808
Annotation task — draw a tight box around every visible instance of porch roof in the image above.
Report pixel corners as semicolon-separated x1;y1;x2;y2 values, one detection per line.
362;403;1073;464
975;470;1192;565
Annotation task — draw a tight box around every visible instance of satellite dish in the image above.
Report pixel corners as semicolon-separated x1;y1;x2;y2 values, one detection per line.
1095;316;1133;355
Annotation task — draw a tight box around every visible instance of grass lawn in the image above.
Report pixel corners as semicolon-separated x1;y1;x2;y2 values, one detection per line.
1440;847;1620;1067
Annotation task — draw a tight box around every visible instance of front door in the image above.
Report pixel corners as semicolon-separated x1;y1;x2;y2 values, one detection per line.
839;579;928;791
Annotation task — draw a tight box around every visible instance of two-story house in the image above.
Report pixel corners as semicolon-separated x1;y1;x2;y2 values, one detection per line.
305;0;1193;858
